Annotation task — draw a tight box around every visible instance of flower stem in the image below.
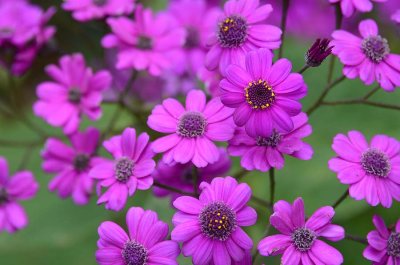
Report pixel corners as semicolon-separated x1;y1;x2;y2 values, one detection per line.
192;167;199;196
322;99;400;111
251;195;271;208
233;168;248;180
269;168;276;205
252;223;271;263
345;233;368;245
153;181;196;197
298;65;310;74
278;0;291;59
362;85;380;100
332;188;349;209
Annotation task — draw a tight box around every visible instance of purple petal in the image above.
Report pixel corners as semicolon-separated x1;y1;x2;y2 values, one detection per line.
186;90;206;112
281;245;301;265
258;234;291;256
318;224;345;242
98;221;129;248
310;240;343;265
358;19;378;38
173;196;202;214
236;206;257;226
305;206;335;232
213;241;230;265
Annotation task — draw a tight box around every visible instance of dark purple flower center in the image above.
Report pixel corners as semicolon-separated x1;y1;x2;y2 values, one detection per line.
361;148;391;177
185;27;200;49
199;201;237;241
73;154;90;172
68;88;82;104
388;232;400;257
177;112;207;138
115;157;134;183
92;0;107;6
0;188;8;205
291;228;317;252
217;15;248;48
137;36;152;50
256;130;281;147
245;79;275;109
305;38;333;67
121;240;148;265
361;35;390;63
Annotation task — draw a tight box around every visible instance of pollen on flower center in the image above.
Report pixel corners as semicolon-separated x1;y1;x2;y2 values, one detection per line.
217;15;248;48
115;157;134;183
121;240;148;265
73;154;90;172
68;88;82;104
256;130;281;147
361;35;390;63
199;201;237;241
361;148;391;177
177;112;207;138
0;188;7;205
388;232;400;257
137;36;153;50
291;228;317;252
185;27;200;49
245;79;275;109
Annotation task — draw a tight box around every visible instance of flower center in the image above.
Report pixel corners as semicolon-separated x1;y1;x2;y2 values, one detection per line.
68;88;81;104
256;130;281;147
185;27;200;49
177;112;207;138
137;36;152;50
217;15;248;48
245;79;275;109
388;232;400;257
121;240;148;265
361;36;390;63
92;0;107;6
361;148;391;177
0;188;8;205
291;228;317;252
73;154;90;172
199;201;237;241
115;157;134;183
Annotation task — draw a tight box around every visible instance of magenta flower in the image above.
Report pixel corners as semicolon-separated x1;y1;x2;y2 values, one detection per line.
33;53;112;134
41;127;102;205
329;0;387;17
102;5;186;76
96;207;180;265
220;48;307;137
90;128;155;211
171;176;257;264
258;198;345;265
392;10;400;24
305;38;333;67
62;0;135;22
228;113;313;172
147;89;235;168
329;131;400;208
0;157;39;233
363;215;400;265
205;0;281;72
332;19;400;91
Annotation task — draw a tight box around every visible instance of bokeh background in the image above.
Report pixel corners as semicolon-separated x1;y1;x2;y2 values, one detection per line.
0;0;399;264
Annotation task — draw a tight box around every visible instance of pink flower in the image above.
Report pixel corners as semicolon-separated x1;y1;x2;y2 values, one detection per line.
332;19;400;91
329;0;388;17
33;53;112;134
329;131;400;208
147;89;235;168
392;10;400;23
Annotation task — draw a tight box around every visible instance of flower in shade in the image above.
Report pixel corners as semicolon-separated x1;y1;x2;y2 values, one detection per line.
258;197;345;265
331;19;400;91
0;157;39;233
96;207;180;265
328;131;400;208
228;113;313;172
62;0;135;22
363;215;400;265
205;0;281;72
329;0;387;17
147;89;235;168
89;128;155;211
102;5;186;76
41;127;102;205
171;176;257;264
33;53;112;134
305;38;333;67
220;48;307;138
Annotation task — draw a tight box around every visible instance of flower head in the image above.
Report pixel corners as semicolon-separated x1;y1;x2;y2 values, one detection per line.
305;38;333;67
171;176;257;264
329;0;388;17
329;131;400;208
258;198;344;265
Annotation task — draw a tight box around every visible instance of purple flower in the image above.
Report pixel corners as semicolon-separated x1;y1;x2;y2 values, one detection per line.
228;113;313;172
332;19;400;91
0;157;39;233
33;53;112;134
205;0;281;72
220;48;307;138
305;38;333;67
363;215;400;265
171;176;257;264
96;207;180;265
329;0;387;17
41;127;102;205
392;10;400;24
328;131;400;208
147;89;235;168
258;197;345;265
62;0;135;22
102;5;186;76
90;128;155;211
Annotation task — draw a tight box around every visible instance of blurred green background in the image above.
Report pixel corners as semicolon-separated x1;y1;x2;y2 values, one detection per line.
0;0;399;264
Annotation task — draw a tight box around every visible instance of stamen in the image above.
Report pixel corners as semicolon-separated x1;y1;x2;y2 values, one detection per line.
361;36;390;63
361;148;391;177
388;232;400;257
177;112;207;138
115;157;134;183
291;228;316;252
217;16;248;48
245;79;275;109
122;240;148;265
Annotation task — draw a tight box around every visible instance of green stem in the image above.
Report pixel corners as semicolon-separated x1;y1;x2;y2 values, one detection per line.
233;168;248;180
332;188;349;209
322;99;400;111
278;0;290;59
153;181;196;197
345;234;368;245
269;168;275;205
298;65;310;74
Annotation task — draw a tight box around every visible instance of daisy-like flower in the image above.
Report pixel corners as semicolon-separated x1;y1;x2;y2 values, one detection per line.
258;197;345;265
228;113;313;172
89;128;155;211
33;53;112;134
171;176;257;264
329;0;387;17
147;89;235;168
328;131;400;208
62;0;135;22
205;0;281;72
41;127;102;205
332;19;400;91
363;215;400;265
0;157;39;233
96;207;180;265
220;48;307;138
102;5;186;76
